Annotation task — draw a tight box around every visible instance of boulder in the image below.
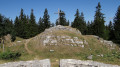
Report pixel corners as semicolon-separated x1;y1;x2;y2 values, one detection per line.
0;59;51;67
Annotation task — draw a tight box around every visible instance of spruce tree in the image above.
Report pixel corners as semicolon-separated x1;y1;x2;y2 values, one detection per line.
18;8;24;37
71;9;80;28
55;10;68;26
29;9;38;37
79;12;87;34
87;21;91;34
71;9;87;34
22;14;29;38
114;5;120;43
4;18;13;35
43;8;50;29
93;2;105;38
66;20;69;26
108;21;114;40
14;16;19;36
0;14;4;37
38;17;45;33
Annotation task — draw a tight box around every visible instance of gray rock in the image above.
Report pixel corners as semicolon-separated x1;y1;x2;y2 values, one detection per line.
0;59;51;67
84;40;88;45
60;59;120;67
87;55;93;60
49;50;54;52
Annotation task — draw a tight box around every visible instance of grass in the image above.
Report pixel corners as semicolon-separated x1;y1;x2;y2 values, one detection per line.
0;29;120;67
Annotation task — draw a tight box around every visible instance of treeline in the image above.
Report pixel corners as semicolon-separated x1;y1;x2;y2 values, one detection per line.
0;8;69;40
0;2;120;44
72;2;120;44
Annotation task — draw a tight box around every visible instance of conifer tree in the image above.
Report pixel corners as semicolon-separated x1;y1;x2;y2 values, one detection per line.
108;21;114;40
4;18;13;35
0;14;4;37
29;9;38;37
66;20;70;26
72;9;87;34
71;9;80;28
14;16;19;36
55;10;68;26
93;2;105;38
87;21;91;34
38;17;45;33
79;12;87;34
18;8;24;37
43;8;50;29
114;5;120;43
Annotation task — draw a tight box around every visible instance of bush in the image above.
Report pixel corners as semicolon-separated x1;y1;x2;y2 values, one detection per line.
0;51;21;60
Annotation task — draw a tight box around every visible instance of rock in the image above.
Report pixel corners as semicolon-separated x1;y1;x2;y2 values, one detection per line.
87;55;93;60
60;59;120;67
75;41;83;44
84;40;88;45
17;41;21;43
50;50;54;52
0;59;51;67
46;36;51;39
4;34;11;43
104;40;113;46
51;40;57;44
100;54;104;57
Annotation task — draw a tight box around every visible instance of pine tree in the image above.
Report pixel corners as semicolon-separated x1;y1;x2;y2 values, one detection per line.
22;14;29;38
87;21;91;34
71;9;80;28
29;9;38;37
93;2;105;38
43;8;50;29
0;14;16;41
55;10;68;26
66;20;69;26
108;21;114;40
114;5;120;43
38;17;45;33
79;12;87;34
4;18;13;35
14;16;19;36
18;8;24;37
9;20;16;41
71;9;87;34
0;14;4;37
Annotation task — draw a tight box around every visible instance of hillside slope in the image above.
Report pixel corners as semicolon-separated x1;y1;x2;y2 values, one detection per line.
0;25;120;67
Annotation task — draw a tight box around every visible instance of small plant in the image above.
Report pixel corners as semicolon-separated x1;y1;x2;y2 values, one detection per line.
0;51;21;60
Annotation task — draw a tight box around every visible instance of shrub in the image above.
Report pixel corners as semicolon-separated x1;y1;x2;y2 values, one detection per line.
0;51;21;60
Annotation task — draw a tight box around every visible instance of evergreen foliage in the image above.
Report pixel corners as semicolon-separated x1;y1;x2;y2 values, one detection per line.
93;2;105;38
56;10;69;26
108;21;114;40
0;14;4;37
0;14;16;41
38;17;45;33
43;8;50;29
0;5;120;45
29;9;38;37
71;9;87;35
0;51;21;60
113;6;120;43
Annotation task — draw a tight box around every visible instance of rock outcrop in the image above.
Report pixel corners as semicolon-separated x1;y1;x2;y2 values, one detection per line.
60;59;120;67
31;25;87;47
0;59;50;67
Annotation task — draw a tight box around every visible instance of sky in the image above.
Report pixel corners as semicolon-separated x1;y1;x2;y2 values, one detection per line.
0;0;120;25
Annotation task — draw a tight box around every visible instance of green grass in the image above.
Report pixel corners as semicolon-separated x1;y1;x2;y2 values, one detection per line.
0;31;120;67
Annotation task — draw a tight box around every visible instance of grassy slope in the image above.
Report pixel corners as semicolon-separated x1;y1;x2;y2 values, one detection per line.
0;30;120;67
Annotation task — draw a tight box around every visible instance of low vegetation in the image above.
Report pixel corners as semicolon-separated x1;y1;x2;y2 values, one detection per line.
0;51;21;60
